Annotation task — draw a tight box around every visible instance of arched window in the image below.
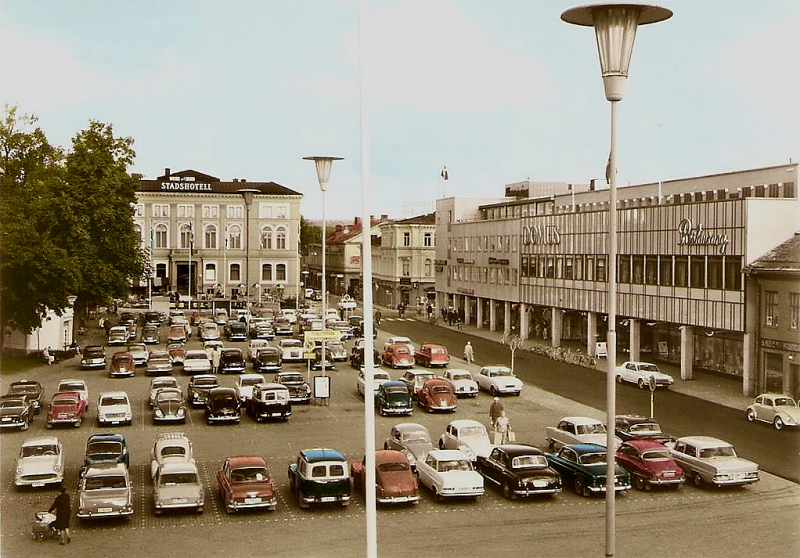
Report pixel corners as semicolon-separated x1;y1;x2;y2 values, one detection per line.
260;226;273;249
424;258;432;276
154;224;168;248
204;225;217;249
276;263;287;281
276;227;287;250
205;263;216;281
261;263;273;281
230;263;241;282
228;225;242;249
179;224;192;249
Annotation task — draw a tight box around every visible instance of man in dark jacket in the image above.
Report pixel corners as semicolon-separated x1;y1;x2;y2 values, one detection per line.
49;486;71;544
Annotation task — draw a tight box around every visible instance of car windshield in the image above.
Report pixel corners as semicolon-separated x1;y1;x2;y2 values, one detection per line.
186;353;208;361
0;399;24;409
160;447;186;458
378;461;410;473
489;369;511;377
579;452;607;466
85;475;127;490
460;426;487;437
9;384;38;395
774;397;797;406
100;396;128;406
401;431;430;443
641;449;672;461
84;348;103;357
437;459;473;472
699;446;737;459
638;364;660;373
282;341;302;348
450;373;470;381
385;387;408;398
375;372;391;381
512;455;548;468
87;442;122;456
21;444;58;457
241;378;262;387
159;472;198;486
59;383;84;391
153;380;176;389
230;467;269;482
194;379;218;387
629;423;663;434
157;392;182;403
280;375;303;383
576;423;607;435
113;355;132;364
212;393;237;405
53;396;79;406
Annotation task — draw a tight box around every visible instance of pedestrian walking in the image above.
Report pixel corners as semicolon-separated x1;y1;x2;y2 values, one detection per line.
489;397;504;428
211;346;221;374
463;341;474;364
374;309;382;326
48;486;71;545
427;304;433;319
495;411;511;444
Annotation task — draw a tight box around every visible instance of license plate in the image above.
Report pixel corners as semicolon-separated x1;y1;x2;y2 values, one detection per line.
174;498;187;504
111;421;120;425
1;417;10;422
32;482;44;487
320;497;335;502
533;480;548;488
244;497;261;504
98;507;112;513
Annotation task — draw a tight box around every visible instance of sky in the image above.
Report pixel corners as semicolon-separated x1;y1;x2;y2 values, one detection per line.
2;0;798;220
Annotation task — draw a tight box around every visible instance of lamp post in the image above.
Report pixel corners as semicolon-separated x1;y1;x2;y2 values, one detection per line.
238;188;260;308
561;4;671;557
304;156;343;382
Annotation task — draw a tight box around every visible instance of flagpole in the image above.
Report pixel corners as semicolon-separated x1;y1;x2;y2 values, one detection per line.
188;223;193;311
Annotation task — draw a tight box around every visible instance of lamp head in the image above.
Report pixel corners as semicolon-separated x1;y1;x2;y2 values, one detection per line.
303;156;343;192
237;188;260;208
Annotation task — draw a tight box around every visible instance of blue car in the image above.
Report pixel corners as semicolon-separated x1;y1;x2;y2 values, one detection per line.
83;433;130;469
545;443;630;497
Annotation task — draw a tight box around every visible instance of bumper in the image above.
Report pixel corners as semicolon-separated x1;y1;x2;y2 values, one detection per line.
454;389;479;397
254;409;291;419
110;370;135;377
81;362;106;369
227;497;277;511
77;507;134;519
712;475;760;486
648;477;685;486
300;494;351;505
220;367;246;374
588;483;631;493
207;414;240;422
98;417;132;425
155;500;204;511
438;488;485;498
377;494;420;504
0;418;27;428
154;414;185;422
380;406;414;415
47;417;80;425
16;475;63;487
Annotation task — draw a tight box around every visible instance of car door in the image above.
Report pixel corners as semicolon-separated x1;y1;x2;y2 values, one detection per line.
759;396;776;422
481;448;504;485
218;460;232;500
416;455;437;490
616;444;642;478
441;425;457;449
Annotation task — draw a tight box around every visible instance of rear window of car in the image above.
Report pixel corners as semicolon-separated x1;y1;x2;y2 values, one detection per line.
100;395;128;406
85;475;127;490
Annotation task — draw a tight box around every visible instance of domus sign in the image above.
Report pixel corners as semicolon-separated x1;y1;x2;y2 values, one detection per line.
521;224;561;246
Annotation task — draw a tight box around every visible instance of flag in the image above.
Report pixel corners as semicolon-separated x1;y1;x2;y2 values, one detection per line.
441;166;449;180
188;223;195;249
605;153;612;184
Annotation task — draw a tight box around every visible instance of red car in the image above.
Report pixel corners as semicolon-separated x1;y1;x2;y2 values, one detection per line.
417;378;458;413
109;351;135;378
351;450;420;505
381;344;415;369
414;343;450;367
46;391;87;429
167;342;186;366
216;456;277;513
616;440;685;491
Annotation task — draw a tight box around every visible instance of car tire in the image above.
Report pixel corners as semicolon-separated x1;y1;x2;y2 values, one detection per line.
46;422;53;429
490;386;498;397
433;487;444;502
574;477;589;497
746;409;756;422
634;475;648;491
638;379;646;390
502;483;517;500
439;439;446;450
692;472;704;487
774;416;785;430
298;492;310;509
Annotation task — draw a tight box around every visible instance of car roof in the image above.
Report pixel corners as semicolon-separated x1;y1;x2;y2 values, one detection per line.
186;350;210;357
566;444;607;455
423;378;451;387
53;391;82;398
427;449;470;460
191;374;217;381
381;381;408;389
88;433;126;443
112;351;133;357
84;462;128;476
393;422;429;433
255;382;289;391
448;419;484;429
209;387;236;395
374;450;409;465
756;392;795;399
84;345;104;350
495;444;545;457
239;374;266;381
480;365;511;372
58;378;86;386
406;369;435;376
158;461;198;474
675;436;731;448
10;379;41;386
301;448;346;463
561;416;603;425
21;435;60;446
227;455;267;468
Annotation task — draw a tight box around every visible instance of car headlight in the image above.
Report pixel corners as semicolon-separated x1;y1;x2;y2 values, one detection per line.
782;414;797;425
54;463;62;472
155;409;164;417
16;467;22;475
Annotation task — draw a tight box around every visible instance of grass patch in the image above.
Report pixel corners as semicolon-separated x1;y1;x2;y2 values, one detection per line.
1;354;42;375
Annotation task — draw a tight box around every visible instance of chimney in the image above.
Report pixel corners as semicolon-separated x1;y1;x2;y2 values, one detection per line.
589;179;596;191
165;168;171;177
240;178;246;183
354;217;361;227
335;224;343;232
233;178;238;183
381;214;388;220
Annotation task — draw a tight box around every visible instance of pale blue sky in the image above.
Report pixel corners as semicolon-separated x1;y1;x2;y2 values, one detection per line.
2;0;798;219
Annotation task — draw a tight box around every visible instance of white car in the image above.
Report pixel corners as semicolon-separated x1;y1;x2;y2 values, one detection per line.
153;461;204;515
473;366;523;396
56;378;89;410
357;369;392;397
248;339;270;362
545;416;622;451
235;374;266;403
15;436;64;488
97;391;132;426
149;377;180;408
326;341;348;362
667;436;759;487
416;449;484;501
615;361;674;389
77;463;134;519
183;350;213;375
746;393;800;430
128;343;149;366
150;431;195;479
279;339;305;362
280;309;298;324
438;419;494;461
442;369;479;397
385;336;415;353
200;322;221;341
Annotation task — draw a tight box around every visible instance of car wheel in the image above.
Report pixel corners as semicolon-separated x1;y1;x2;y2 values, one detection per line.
634;475;647;491
196;506;204;514
298;492;310;509
340;500;350;508
547;440;556;452
154;509;162;516
502;483;517;500
21;420;29;431
774;416;785;430
574;477;588;497
745;409;756;422
433;487;444;502
638;379;646;390
692;472;704;487
225;498;235;514
490;386;498;397
74;419;82;428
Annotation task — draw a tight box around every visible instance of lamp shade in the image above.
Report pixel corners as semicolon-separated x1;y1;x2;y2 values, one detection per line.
562;3;672;101
237;188;260;208
303;156;343;192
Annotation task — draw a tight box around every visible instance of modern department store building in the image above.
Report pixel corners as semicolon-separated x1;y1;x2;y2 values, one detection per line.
435;163;799;397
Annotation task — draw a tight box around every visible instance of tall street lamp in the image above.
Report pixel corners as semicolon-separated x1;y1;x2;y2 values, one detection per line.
561;4;671;557
238;188;260;308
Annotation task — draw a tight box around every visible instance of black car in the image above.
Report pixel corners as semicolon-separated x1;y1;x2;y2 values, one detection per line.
204;387;241;424
187;374;220;407
275;372;311;404
614;415;673;443
349;347;381;369
476;444;562;499
310;347;335;371
247;383;292;422
254;347;282;373
0;395;33;431
81;345;107;370
5;380;43;414
376;381;413;416
224;321;248;342
152;388;187;423
84;433;130;468
144;311;162;326
219;348;246;374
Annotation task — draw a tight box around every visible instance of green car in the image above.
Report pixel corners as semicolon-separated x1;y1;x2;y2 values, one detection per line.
288;448;351;509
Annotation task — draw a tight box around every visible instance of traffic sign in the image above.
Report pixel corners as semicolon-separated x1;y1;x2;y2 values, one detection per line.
648;375;657;392
304;329;342;342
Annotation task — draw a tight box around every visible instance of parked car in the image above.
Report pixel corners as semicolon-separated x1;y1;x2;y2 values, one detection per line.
614;415;673;443
149;377;180;407
746;393;800;430
167;342;186;366
546;416;622;451
81;345;107;370
310;346;336;371
219;348;246;374
376;381;414;416
442;369;479;398
415;343;450;367
385;336;415;353
15;436;64;488
254;347;283;373
235;374;266;403
350;346;381;370
474;365;523;396
83;433;129;468
144;311;162;326
146;350;173;376
169;310;186;325
149;431;194;479
4;380;43;414
666;436;760;487
153;461;204;515
97;391;132;426
331;321;353;340
247;383;292;422
288;448;351;509
56;379;89;409
279;338;305;363
438;419;493;461
46;391;87;428
476;444;562;499
152;388;187;424
416;449;484;501
204;387;241;424
273;317;294;336
247;340;270;362
183;350;213;375
352;450;420;505
141;325;160;345
214;308;229;325
616;440;685;491
275;371;311;404
615;361;674;389
0;395;33;431
382;343;415;369
326;341;348;362
216;456;277;514
417;378;458;413
249;318;275;340
203;340;224;356
167;324;189;344
200;322;221;342
187;374;220;407
127;343;149;367
399;369;436;398
357;369;391;397
383;423;434;470
108;326;129;346
546;443;631;497
77;463;134;520
109;351;135;378
224;320;248;342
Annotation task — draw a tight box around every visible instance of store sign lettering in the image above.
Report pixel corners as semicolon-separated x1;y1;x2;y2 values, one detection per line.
521;224;561;246
677;218;729;254
160;181;214;192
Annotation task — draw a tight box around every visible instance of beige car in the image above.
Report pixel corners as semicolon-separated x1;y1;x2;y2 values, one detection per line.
667;436;759;487
746;393;800;430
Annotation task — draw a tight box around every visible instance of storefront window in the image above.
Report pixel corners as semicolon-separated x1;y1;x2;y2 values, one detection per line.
546;257;555;278
619;255;631;284
632;255;644;284
724;256;742;290
556;257;563;279
659;256;673;286
596;256;607;282
521;255;529;277
708;256;723;289
764;352;783;391
645;256;658;285
675;256;688;287
530;256;538;278
690;256;705;288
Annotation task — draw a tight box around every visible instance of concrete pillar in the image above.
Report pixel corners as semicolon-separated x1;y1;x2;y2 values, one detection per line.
551;308;562;348
742;332;756;397
489;300;497;332
504;301;511;336
464;296;472;326
587;312;597;356
629;319;641;362
476;297;483;330
680;325;694;381
520;304;529;340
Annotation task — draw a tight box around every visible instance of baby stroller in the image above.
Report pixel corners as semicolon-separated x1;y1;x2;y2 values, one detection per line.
31;511;59;541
